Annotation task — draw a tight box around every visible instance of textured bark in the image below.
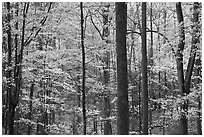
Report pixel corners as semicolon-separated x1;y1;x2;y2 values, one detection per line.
6;2;18;134
141;2;148;135
175;2;187;135
184;2;199;94
162;4;167;135
5;2;12;134
195;54;202;135
102;4;112;135
80;2;87;135
116;2;129;135
149;3;153;134
138;74;142;134
192;2;202;135
196;57;202;134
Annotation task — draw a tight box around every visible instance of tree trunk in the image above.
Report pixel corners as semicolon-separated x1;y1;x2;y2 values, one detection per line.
93;95;98;134
128;6;137;133
195;53;202;135
80;2;87;135
141;2;148;135
184;2;199;94
102;4;112;135
5;2;12;134
162;4;167;135
138;73;142;134
175;2;187;135
192;2;201;135
116;2;129;135
148;3;153;134
28;83;34;135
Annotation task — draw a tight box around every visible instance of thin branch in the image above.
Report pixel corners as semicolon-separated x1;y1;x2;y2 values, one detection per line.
126;28;176;55
24;2;52;46
89;10;104;40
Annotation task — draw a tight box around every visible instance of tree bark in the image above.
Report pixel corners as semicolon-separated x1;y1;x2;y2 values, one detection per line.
102;4;112;135
138;73;142;134
162;4;167;135
6;2;19;134
141;2;148;135
5;2;12;134
195;53;202;135
148;3;153;134
80;2;87;135
116;2;129;135
192;2;201;135
184;2;199;95
175;2;187;135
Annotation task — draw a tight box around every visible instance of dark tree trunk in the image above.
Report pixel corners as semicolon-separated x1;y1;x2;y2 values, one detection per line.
5;2;12;134
175;2;187;135
6;2;19;134
28;83;34;135
80;2;86;135
141;2;148;135
138;73;142;134
184;2;199;94
116;2;129;135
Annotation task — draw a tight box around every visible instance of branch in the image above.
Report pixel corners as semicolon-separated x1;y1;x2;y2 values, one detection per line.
127;16;137;25
127;30;141;35
89;10;104;40
126;28;176;55
25;2;52;46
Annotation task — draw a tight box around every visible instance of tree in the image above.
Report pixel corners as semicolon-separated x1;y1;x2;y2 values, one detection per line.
1;2;202;135
148;3;153;134
141;2;148;135
6;2;13;134
115;2;129;135
176;2;201;134
175;2;187;134
191;2;201;135
27;83;34;134
80;2;87;135
102;3;112;135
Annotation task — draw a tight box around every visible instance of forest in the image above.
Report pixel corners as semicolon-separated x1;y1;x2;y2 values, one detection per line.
1;2;202;135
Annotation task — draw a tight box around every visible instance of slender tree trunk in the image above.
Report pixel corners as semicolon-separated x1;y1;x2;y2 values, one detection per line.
141;2;148;135
129;8;137;133
184;2;199;94
157;11;161;111
5;2;12;134
28;83;34;135
93;95;98;134
116;2;129;135
138;73;142;134
162;4;167;135
148;3;153;134
175;2;187;135
80;2;86;135
102;4;112;135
